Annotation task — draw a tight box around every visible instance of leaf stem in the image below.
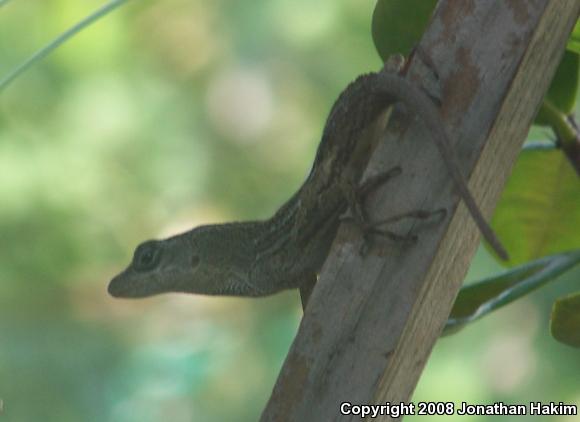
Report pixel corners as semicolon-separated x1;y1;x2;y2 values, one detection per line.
0;0;131;94
539;99;576;147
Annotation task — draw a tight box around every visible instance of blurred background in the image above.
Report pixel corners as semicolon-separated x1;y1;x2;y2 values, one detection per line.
0;1;578;421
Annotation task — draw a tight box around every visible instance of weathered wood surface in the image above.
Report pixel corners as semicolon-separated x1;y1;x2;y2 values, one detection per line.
262;1;580;420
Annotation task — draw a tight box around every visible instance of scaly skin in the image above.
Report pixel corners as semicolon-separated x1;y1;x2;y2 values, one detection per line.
108;60;507;299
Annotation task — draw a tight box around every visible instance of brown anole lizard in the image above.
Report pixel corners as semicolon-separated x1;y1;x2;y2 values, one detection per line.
108;56;508;300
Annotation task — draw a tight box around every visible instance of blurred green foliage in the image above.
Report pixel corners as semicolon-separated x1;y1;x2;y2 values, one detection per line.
0;1;579;421
372;0;437;59
492;149;580;266
445;251;580;337
552;292;580;348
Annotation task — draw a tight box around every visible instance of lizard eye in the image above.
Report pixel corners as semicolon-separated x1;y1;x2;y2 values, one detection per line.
133;241;161;271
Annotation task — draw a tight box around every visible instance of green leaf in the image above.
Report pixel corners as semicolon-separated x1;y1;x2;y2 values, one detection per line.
491;149;580;266
551;292;580;348
535;50;579;126
371;0;437;62
567;19;580;54
443;250;580;336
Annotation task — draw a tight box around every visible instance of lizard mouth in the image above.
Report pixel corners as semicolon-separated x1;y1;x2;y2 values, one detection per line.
107;269;168;298
107;274;130;298
107;271;149;298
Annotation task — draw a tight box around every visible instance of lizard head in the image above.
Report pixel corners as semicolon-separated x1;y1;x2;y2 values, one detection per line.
108;225;253;298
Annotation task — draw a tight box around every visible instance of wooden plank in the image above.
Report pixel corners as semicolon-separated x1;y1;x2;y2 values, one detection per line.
261;0;580;421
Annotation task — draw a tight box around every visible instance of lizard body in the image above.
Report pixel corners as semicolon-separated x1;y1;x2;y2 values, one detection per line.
108;63;507;299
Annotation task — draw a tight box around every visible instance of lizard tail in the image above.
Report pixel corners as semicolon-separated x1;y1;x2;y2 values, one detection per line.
375;72;509;261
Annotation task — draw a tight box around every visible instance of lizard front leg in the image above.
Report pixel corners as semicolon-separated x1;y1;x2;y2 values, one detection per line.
299;273;317;310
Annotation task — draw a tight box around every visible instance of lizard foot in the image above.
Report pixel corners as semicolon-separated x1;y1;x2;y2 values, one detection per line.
341;166;403;226
341;208;447;255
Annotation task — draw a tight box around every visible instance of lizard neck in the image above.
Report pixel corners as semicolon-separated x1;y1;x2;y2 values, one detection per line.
246;188;341;294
